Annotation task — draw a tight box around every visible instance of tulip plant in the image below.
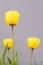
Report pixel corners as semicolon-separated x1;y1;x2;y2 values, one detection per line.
0;10;20;65
0;10;40;65
27;37;40;65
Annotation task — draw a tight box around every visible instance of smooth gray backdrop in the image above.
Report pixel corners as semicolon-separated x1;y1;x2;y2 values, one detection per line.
0;0;43;65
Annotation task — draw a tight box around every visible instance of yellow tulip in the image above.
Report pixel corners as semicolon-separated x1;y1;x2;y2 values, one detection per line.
27;37;40;49
5;11;20;26
3;39;13;49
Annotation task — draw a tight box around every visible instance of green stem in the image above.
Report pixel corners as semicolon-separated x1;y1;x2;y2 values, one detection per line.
11;26;14;61
8;49;10;65
8;49;10;57
29;48;33;65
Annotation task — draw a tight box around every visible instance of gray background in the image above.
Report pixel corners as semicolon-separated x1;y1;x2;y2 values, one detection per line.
0;0;43;65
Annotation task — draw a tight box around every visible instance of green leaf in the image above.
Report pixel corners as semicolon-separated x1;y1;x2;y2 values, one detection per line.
0;59;4;65
1;45;7;64
0;59;3;65
7;57;12;65
10;61;16;65
15;51;19;65
10;51;19;65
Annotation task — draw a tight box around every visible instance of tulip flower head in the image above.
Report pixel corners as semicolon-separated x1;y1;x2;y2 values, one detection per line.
5;11;20;26
27;37;40;49
3;39;13;49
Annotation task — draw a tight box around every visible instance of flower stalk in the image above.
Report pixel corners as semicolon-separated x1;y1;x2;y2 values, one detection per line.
8;48;10;57
11;25;14;61
29;48;33;65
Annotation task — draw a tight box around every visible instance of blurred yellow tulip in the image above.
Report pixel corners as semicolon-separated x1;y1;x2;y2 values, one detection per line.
5;11;20;26
27;37;40;49
3;39;13;49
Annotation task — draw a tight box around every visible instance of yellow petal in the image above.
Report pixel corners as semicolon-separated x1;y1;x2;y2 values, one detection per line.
27;37;40;49
5;11;20;26
3;39;13;49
